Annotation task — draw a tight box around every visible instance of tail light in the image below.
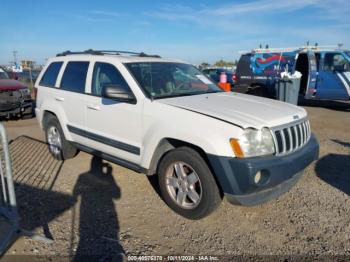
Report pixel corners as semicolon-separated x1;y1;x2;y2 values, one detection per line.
232;74;237;82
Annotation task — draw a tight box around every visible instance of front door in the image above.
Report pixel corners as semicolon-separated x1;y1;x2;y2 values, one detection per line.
315;52;350;100
84;62;142;164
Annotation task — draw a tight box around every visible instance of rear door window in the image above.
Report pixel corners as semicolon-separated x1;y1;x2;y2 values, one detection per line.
39;62;63;87
60;62;89;93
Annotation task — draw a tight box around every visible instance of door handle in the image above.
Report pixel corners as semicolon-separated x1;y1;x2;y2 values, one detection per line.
87;105;101;111
55;97;64;101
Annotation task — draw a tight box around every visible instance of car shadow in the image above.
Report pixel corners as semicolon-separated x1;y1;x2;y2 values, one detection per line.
298;98;350;112
6;136;125;260
315;153;350;196
8;135;70;240
331;139;350;148
72;156;125;261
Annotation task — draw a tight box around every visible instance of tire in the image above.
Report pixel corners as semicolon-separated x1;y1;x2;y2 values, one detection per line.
158;147;222;219
247;86;268;97
44;115;78;160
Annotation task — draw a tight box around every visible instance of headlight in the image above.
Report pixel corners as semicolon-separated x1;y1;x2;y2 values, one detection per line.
230;128;275;158
20;88;30;95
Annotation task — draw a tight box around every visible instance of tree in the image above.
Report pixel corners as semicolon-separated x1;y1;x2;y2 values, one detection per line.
199;62;210;69
214;59;234;68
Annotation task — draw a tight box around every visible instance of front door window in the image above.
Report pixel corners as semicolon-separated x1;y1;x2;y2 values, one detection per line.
324;53;350;71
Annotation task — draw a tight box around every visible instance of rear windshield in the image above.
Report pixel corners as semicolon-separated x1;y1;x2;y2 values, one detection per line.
0;68;9;80
125;62;222;99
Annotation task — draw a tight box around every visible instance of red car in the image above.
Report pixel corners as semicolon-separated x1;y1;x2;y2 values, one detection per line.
0;67;32;118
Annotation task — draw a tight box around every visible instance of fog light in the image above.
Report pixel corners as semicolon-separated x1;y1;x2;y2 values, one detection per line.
254;171;262;184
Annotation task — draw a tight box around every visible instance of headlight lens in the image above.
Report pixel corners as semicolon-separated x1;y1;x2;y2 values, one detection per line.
231;128;275;158
21;88;30;95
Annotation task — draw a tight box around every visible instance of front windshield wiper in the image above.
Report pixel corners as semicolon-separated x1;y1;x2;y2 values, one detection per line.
153;90;223;100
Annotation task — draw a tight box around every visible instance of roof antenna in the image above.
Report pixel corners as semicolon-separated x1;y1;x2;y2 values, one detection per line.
265;44;269;49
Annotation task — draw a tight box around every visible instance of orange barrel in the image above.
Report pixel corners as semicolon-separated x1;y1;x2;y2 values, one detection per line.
218;82;231;92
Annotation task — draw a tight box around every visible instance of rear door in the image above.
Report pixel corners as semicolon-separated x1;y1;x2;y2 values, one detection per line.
304;50;318;99
236;54;254;87
315;52;350;100
58;61;90;143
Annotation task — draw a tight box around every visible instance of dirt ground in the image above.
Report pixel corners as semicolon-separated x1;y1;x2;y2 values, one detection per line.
1;100;350;260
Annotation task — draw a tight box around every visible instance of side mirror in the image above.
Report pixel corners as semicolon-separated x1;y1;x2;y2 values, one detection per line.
101;84;136;103
333;64;345;72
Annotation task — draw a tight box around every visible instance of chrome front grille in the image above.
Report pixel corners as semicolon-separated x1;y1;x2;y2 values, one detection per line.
271;119;311;156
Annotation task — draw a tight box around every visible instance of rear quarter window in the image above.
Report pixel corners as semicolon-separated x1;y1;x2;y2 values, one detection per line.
60;62;89;93
39;62;63;87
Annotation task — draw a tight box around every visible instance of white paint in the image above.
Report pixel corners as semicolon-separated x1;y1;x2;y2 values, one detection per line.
35;53;309;168
336;72;350;96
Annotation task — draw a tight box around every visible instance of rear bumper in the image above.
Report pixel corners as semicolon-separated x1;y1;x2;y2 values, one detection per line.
35;108;43;129
208;134;319;206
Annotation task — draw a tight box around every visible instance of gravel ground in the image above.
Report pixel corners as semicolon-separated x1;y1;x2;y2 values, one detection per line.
1;100;350;260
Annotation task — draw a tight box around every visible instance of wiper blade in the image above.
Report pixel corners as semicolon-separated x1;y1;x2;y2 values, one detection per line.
153;92;202;99
153;90;223;100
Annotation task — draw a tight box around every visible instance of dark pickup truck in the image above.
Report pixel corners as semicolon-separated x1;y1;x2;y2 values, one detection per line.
0;67;32;118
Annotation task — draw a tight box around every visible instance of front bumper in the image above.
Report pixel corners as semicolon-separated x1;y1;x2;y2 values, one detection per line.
208;134;319;206
0;100;32;116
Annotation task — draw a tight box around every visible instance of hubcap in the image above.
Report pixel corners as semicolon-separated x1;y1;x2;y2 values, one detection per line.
165;161;202;209
47;126;62;155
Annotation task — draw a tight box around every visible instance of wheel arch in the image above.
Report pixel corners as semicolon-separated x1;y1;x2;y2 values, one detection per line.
147;138;224;194
42;109;73;141
42;110;57;129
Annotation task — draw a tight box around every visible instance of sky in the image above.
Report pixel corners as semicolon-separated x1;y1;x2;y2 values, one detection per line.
1;0;349;65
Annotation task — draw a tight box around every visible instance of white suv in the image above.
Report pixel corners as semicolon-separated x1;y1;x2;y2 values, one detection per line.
35;50;319;219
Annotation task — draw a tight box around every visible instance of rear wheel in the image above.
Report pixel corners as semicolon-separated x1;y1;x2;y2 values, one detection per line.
44;115;78;160
158;147;222;219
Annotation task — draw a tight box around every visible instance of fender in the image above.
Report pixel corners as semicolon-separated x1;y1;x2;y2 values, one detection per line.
139;104;243;170
40;102;73;141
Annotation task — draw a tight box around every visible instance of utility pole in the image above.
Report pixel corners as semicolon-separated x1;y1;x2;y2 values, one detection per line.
12;50;18;66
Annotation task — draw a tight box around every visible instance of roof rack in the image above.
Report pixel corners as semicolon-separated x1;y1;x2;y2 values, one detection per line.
239;44;344;54
248;45;342;54
56;49;161;58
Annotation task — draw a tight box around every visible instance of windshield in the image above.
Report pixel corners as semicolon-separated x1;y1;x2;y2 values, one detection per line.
0;68;9;80
125;62;223;99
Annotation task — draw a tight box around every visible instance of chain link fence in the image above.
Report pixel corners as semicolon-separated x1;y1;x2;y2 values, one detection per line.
0;123;20;254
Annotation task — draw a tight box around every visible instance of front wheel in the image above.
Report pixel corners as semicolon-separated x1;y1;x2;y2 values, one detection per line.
158;147;222;219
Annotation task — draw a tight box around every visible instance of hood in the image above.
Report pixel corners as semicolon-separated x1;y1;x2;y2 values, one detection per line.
158;92;307;129
0;79;27;91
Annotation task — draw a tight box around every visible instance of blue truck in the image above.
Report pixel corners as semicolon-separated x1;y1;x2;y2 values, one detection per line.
235;46;350;100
